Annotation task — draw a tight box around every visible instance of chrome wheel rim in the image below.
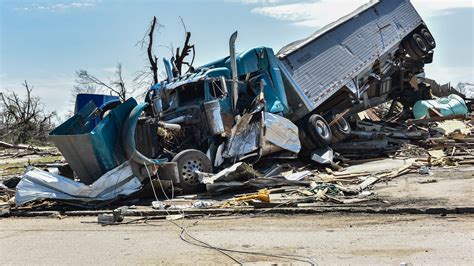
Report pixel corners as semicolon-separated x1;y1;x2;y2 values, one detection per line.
181;159;202;185
337;118;349;132
315;120;329;138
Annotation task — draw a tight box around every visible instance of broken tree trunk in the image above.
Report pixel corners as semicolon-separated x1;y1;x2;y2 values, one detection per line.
147;16;159;85
0;141;38;151
174;31;195;76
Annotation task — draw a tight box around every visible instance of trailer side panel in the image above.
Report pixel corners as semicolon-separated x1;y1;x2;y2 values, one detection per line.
277;0;423;113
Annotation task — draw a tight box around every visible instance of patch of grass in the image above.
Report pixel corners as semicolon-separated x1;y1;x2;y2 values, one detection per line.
29;155;64;164
0;165;25;175
0;155;63;177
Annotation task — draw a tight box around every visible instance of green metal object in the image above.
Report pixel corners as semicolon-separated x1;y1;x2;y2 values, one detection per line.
49;98;138;184
413;94;468;119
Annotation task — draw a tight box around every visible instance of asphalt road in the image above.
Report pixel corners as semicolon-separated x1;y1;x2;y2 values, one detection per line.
1;214;473;265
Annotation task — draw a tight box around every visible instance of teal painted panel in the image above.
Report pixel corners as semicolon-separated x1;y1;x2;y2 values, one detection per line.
49;98;137;184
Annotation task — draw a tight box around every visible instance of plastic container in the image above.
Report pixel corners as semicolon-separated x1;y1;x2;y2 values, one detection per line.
413;94;468;119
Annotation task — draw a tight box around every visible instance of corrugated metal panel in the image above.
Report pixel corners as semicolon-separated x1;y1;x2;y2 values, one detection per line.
277;0;423;110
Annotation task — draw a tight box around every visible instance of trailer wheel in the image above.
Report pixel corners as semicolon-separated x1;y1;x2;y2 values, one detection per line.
403;40;422;60
172;149;212;193
420;28;436;50
409;33;428;57
299;129;317;151
328;114;351;143
307;114;332;147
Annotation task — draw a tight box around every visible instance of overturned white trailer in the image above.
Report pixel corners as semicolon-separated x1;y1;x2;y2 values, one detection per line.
277;0;435;147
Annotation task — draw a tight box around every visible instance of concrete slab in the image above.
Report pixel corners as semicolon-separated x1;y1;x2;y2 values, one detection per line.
1;214;473;265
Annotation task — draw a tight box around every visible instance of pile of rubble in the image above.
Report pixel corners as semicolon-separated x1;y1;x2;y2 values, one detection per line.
149;113;473;214
1;0;473;219
1;109;472;219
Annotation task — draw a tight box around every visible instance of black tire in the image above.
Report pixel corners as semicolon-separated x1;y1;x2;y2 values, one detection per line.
403;40;422;60
307;114;332;147
328;114;351;143
171;149;212;193
409;33;428;57
420;28;436;50
299;128;317;151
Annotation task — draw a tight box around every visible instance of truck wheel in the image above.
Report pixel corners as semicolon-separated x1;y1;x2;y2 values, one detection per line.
409;33;428;57
171;149;212;193
403;41;422;60
420;28;436;50
307;114;332;147
299;129;317;151
329;114;351;143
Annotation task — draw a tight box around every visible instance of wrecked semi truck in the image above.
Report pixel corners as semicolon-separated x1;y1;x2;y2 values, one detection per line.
142;0;436;160
49;0;436;194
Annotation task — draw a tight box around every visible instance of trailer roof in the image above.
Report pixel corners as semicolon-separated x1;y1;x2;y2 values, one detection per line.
277;0;381;57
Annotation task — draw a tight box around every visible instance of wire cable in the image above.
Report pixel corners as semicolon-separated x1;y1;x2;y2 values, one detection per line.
139;162;317;265
143;162;242;264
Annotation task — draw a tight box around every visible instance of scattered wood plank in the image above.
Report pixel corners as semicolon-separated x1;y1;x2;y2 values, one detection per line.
459;160;474;165
356;176;379;190
332;172;372;178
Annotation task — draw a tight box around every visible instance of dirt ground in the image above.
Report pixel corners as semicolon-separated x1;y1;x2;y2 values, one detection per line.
1;213;473;265
373;165;474;208
1;157;473;264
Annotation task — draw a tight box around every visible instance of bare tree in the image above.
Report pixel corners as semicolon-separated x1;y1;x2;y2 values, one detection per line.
134;16;196;91
71;84;99;102
130;16;166;96
134;16;161;90
147;16;159;84
74;63;136;102
109;63;129;101
174;17;195;76
0;81;56;144
76;70;113;91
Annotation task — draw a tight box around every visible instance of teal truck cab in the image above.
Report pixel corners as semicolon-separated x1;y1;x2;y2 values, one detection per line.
150;46;290;124
137;43;302;192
